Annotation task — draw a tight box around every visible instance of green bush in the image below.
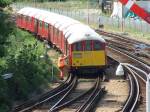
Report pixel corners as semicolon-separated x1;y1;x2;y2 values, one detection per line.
0;0;12;7
0;11;58;111
0;12;13;57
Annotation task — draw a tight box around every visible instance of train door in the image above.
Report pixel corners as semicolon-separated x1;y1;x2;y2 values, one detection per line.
34;19;38;34
92;40;106;66
30;17;34;32
48;24;52;42
41;21;45;38
22;15;26;28
83;40;92;66
51;25;54;44
53;27;55;44
27;16;31;30
58;30;61;48
38;20;42;36
44;23;49;39
72;42;83;67
24;16;28;29
55;28;59;47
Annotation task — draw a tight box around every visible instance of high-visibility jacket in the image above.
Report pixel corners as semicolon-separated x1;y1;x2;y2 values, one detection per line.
58;57;65;68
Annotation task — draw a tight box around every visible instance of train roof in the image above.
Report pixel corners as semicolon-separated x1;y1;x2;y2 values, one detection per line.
17;7;105;44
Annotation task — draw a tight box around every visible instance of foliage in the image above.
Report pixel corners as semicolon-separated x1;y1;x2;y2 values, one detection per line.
6;43;51;100
0;0;12;8
0;11;58;111
0;12;13;57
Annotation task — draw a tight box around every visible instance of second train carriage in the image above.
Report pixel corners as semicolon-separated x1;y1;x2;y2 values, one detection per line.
16;7;107;75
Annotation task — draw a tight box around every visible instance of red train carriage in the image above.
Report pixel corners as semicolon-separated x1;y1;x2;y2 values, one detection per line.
17;7;107;75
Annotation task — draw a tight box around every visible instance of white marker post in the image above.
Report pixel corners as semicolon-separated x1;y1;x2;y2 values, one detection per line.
146;74;150;112
116;64;124;76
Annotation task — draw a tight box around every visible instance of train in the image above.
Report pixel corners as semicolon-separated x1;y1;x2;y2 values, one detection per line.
16;7;107;75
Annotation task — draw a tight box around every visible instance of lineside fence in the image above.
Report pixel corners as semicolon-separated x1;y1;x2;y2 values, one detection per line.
12;2;150;38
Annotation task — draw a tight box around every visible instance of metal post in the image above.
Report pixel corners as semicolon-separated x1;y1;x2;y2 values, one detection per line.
87;0;89;24
146;74;150;112
51;64;54;81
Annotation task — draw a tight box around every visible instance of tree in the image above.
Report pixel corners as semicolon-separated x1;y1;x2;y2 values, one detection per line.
0;0;12;8
0;12;13;57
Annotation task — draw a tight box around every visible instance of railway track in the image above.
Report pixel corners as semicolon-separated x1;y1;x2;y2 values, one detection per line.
97;29;150;74
121;66;140;112
96;30;149;111
106;46;147;111
13;75;106;112
75;76;105;112
49;76;106;112
96;30;150;66
12;74;75;112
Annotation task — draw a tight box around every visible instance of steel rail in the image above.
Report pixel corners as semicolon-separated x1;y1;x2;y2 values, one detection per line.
75;76;105;112
108;46;150;74
51;77;99;111
109;45;150;67
82;87;105;112
121;66;140;112
20;75;75;112
49;75;78;112
13;74;73;112
51;87;94;111
96;30;150;46
97;29;150;66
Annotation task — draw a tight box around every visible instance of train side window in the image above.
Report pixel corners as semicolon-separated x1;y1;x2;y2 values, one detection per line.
73;42;82;51
39;21;42;28
45;23;49;29
28;17;31;22
23;15;26;21
85;40;91;51
55;28;59;36
93;40;101;50
27;17;31;22
25;16;28;21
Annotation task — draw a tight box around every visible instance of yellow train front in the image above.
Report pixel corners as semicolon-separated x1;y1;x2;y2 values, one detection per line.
70;39;107;75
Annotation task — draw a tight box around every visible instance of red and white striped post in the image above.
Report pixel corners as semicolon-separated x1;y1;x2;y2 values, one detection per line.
119;0;150;24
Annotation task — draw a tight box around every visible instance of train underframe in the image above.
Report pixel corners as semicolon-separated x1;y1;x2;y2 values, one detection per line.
70;66;106;78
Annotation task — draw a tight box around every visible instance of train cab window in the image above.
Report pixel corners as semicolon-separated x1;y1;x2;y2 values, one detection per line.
85;40;91;51
73;42;82;51
45;23;49;29
93;40;101;50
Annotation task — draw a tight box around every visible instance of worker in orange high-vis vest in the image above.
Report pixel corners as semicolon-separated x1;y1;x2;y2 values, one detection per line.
58;54;68;80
